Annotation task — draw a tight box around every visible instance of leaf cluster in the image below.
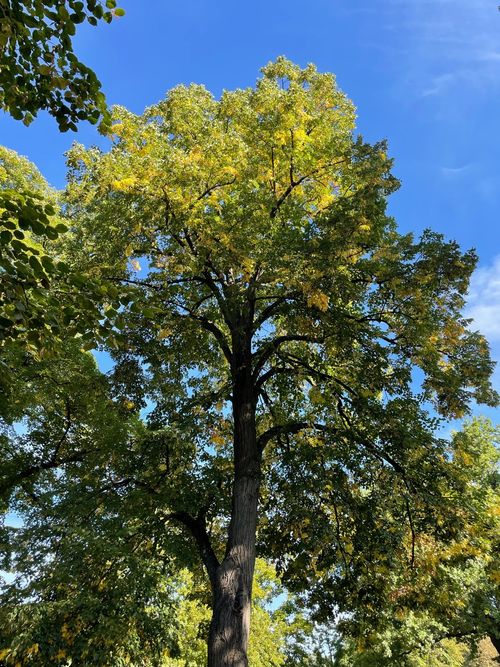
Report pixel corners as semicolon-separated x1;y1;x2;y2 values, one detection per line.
0;0;124;132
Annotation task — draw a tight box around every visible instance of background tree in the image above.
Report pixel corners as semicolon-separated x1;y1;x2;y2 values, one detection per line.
0;147;123;424
0;147;64;358
0;0;124;132
54;57;496;666
0;339;178;666
312;419;499;667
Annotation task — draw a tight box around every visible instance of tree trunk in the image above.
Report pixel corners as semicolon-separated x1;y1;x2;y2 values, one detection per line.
489;632;500;656
207;331;260;667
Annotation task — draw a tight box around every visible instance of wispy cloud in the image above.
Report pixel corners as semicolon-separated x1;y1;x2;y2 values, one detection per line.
466;256;500;343
382;0;500;99
420;72;457;98
440;163;473;177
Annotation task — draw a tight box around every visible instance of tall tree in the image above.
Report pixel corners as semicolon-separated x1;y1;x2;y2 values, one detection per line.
2;58;497;666
61;57;497;666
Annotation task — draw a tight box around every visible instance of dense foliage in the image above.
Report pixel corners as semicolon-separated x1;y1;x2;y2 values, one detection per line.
0;58;498;665
0;0;124;131
0;146;123;425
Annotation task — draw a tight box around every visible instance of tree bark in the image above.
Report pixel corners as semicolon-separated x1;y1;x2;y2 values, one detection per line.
489;632;500;656
207;328;260;667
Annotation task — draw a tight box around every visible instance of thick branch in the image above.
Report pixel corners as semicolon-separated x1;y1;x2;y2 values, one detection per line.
253;296;292;330
253;334;321;380
202;268;234;327
165;510;220;587
255;365;289;390
171;305;232;365
257;421;310;452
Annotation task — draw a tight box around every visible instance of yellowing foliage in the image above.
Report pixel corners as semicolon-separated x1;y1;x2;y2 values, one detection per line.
111;177;136;192
306;289;330;311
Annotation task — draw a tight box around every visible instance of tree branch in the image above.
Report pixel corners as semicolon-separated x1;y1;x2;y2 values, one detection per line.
253;334;321;380
164;510;220;587
0;450;87;500
269;158;346;219
253;296;291;330
257;421;310;452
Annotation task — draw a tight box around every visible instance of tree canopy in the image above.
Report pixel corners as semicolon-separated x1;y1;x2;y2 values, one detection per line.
0;58;498;666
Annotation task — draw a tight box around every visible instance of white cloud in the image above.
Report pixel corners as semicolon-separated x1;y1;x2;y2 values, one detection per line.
465;255;500;343
440;163;473;177
420;72;457;98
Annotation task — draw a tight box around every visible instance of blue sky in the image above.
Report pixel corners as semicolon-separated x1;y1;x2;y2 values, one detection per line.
1;0;499;420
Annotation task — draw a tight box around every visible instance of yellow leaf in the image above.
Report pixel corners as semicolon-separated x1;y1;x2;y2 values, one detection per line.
157;327;172;340
111;177;136;192
309;386;324;405
26;643;40;656
306;289;329;311
490;570;500;584
211;432;225;446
